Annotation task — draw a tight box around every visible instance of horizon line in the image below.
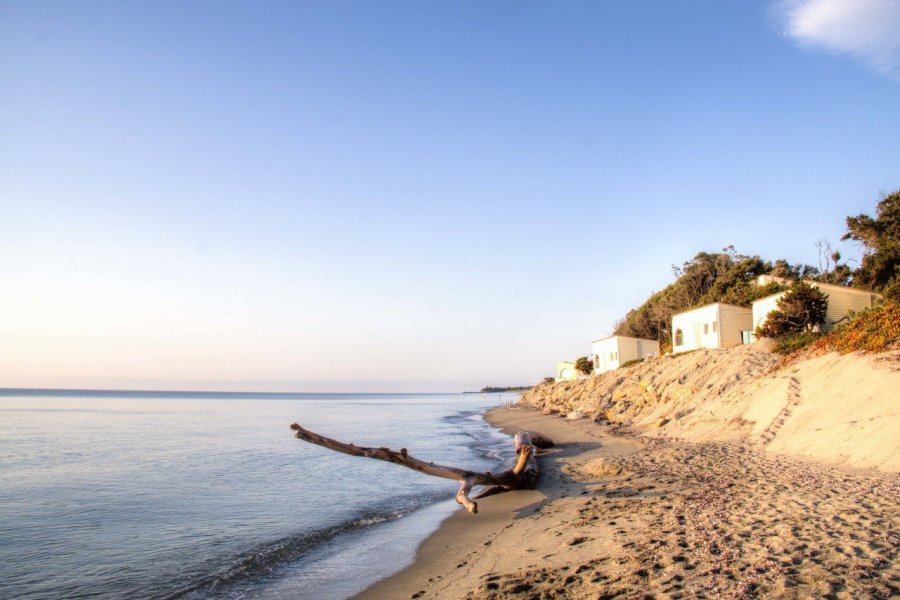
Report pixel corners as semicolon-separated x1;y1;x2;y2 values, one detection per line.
0;386;520;397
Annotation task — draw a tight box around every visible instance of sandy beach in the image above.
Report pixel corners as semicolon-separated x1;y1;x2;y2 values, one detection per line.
354;406;899;599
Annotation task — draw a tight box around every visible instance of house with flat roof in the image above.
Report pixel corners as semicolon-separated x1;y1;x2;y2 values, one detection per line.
556;361;578;381
672;303;752;353
591;335;659;374
752;281;881;332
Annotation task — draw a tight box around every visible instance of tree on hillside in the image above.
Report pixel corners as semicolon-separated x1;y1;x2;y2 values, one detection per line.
842;190;900;300
757;281;828;338
770;259;818;280
813;239;852;285
613;247;801;347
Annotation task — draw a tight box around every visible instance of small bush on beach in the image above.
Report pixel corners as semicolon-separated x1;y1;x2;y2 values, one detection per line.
812;301;900;353
575;356;593;375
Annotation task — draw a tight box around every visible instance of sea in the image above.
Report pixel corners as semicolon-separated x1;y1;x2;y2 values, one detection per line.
0;389;516;600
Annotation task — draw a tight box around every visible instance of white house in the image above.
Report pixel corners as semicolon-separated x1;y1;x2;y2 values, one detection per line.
671;303;752;353
752;281;881;332
556;361;578;381
591;335;659;374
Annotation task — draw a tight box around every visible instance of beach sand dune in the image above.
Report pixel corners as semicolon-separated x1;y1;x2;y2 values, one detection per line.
355;407;899;599
524;345;900;472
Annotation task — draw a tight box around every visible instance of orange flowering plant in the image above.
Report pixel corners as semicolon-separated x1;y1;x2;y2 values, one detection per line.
812;301;900;353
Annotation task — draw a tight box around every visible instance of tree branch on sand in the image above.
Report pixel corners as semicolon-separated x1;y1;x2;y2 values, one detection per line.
289;423;554;514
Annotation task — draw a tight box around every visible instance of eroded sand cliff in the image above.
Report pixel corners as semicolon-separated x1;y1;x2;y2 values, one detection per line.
522;343;900;472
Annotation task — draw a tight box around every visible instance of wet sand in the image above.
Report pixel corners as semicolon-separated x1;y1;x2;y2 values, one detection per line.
353;407;899;599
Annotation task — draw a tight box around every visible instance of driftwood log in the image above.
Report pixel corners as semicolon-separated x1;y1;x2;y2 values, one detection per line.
290;423;554;514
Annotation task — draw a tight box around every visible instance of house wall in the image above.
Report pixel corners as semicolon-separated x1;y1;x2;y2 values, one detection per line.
752;292;785;330
591;337;661;373
672;305;720;353
556;362;577;381
591;338;620;373
672;304;751;352
718;304;754;347
818;285;879;331
630;338;661;362
752;284;879;332
618;338;641;365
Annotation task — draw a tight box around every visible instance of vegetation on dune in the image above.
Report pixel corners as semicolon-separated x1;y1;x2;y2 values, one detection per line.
813;301;900;353
756;281;828;339
612;189;900;350
763;190;900;355
771;331;825;355
772;302;900;357
613;246;801;349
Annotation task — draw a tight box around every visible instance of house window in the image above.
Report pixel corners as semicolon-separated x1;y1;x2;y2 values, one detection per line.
703;323;709;334
593;354;599;369
675;329;684;346
712;321;718;333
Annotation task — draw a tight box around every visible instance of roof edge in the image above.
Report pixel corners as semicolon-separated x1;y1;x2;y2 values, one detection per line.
591;334;660;344
672;302;751;317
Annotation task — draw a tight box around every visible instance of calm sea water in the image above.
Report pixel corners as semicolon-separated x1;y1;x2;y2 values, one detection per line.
0;390;514;600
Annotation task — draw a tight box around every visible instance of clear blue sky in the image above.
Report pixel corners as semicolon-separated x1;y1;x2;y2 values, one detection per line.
2;1;899;391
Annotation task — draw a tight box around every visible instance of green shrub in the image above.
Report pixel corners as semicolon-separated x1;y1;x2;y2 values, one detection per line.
575;356;593;375
757;281;828;338
774;331;824;355
613;247;811;348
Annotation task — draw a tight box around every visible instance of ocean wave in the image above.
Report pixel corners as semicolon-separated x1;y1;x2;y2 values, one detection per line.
163;407;510;599
165;408;510;599
441;409;515;467
163;492;447;600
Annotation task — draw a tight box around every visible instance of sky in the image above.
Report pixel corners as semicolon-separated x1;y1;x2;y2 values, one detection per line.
2;0;899;392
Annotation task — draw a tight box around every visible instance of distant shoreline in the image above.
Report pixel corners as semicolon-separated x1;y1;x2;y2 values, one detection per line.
464;386;533;394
